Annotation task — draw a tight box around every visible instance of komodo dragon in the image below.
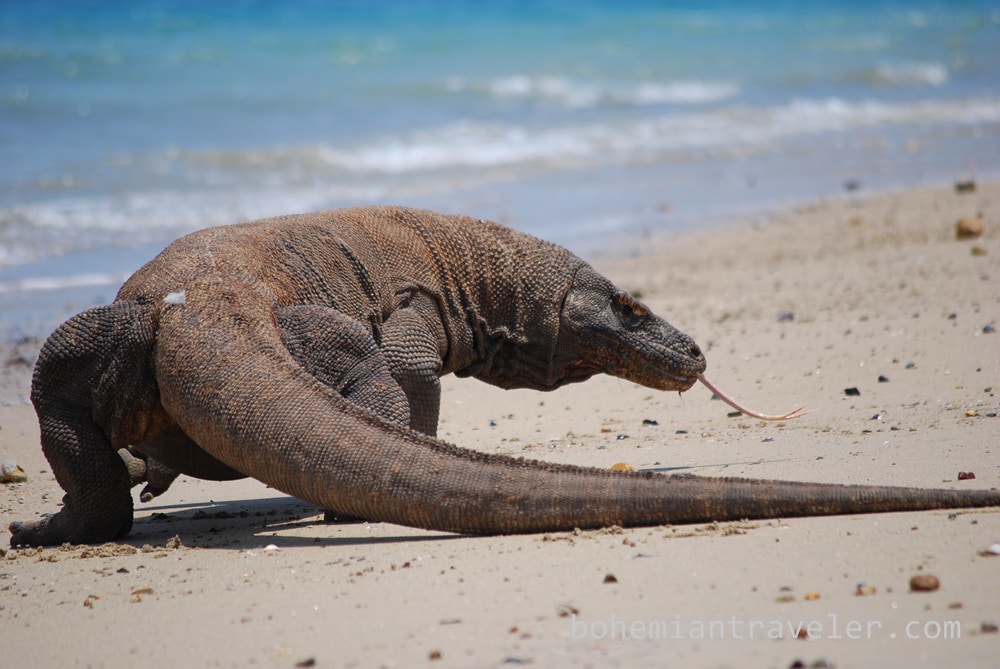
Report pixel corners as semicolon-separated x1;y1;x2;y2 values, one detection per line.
9;206;999;546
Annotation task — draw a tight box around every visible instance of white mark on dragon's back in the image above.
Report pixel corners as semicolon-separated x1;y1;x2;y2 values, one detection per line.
163;290;186;306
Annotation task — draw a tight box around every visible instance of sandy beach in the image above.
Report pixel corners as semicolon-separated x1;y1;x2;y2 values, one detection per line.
1;181;998;668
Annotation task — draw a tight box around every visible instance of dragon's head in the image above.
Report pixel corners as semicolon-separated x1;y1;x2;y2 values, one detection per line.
554;266;706;391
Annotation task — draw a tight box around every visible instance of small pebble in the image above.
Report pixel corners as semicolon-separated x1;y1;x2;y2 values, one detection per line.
982;622;999;634
985;542;1000;556
877;375;889;383
844;387;861;397
955;216;984;239
777;312;795;323
603;573;618;584
855;584;877;597
954;178;976;193
610;462;634;472
1;459;27;483
984;324;996;334
957;471;976;480
557;603;580;617
909;574;940;592
642;418;659;426
129;587;154;603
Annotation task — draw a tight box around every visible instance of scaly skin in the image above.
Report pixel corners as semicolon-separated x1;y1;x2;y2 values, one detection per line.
9;206;999;546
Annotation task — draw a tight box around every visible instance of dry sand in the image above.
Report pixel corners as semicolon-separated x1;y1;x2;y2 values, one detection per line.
1;182;998;668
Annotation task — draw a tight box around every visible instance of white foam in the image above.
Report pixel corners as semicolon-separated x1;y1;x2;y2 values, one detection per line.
873;62;948;87
0;272;132;294
482;75;600;107
622;81;741;105
447;74;739;108
310;96;1000;174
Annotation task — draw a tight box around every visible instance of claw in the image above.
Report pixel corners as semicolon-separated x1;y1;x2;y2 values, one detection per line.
698;374;813;421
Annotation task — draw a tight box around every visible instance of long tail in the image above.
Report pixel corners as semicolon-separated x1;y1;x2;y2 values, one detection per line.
156;293;1000;535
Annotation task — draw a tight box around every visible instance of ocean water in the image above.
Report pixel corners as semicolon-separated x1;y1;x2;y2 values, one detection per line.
1;1;999;339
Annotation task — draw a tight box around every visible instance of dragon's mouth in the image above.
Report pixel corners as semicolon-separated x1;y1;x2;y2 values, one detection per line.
663;371;699;391
614;337;705;392
677;374;700;391
638;367;700;393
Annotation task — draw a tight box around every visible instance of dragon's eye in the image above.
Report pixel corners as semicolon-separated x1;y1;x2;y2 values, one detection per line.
613;293;648;329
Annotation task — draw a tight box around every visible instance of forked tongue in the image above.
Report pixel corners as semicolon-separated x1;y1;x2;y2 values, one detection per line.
698;374;812;421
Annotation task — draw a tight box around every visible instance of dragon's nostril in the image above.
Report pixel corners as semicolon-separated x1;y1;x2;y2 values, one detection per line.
689;343;703;360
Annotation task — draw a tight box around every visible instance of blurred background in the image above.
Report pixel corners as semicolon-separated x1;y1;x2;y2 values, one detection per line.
2;0;998;340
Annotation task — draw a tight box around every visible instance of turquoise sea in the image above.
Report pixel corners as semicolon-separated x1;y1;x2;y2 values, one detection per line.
2;1;999;338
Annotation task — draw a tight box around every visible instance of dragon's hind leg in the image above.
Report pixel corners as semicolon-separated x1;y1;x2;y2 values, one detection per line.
9;301;160;546
121;423;246;502
119;445;179;503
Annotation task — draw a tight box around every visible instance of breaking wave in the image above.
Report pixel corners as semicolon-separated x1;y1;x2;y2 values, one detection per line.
870;62;949;87
2;95;997;270
213;96;1000;175
442;75;741;108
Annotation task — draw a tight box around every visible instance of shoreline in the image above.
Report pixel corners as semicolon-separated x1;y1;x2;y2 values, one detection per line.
1;171;994;350
1;180;998;667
